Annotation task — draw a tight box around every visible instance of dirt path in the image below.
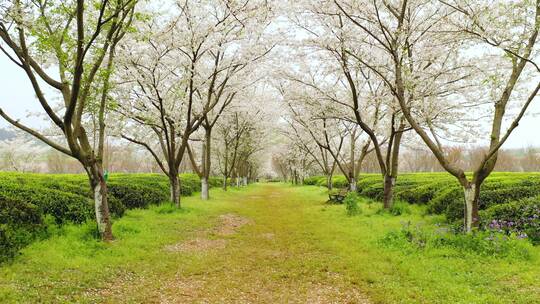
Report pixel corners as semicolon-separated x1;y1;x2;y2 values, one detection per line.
98;184;371;303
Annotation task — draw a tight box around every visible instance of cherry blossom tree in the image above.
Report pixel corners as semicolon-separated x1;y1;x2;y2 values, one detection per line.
0;0;136;240
117;0;274;204
335;0;540;232
281;5;408;206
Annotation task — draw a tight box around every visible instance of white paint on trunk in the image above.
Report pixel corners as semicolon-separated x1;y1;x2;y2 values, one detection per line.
463;185;476;233
201;177;209;200
242;176;248;186
350;178;357;191
236;177;240;187
94;182;106;235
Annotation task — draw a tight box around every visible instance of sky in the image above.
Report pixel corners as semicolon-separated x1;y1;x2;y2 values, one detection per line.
1;53;540;149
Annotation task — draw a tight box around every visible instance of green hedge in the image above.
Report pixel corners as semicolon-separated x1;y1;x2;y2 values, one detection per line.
0;196;46;261
303;176;320;185
305;172;540;223
0;172;220;262
303;175;348;188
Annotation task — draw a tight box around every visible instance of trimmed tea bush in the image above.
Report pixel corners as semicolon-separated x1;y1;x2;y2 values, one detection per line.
0;172;222;262
305;172;540;223
0;196;45;262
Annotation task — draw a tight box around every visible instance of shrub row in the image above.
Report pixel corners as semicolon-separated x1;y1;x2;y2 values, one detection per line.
308;173;540;246
304;175;349;188
305;173;540;224
0;172;220;262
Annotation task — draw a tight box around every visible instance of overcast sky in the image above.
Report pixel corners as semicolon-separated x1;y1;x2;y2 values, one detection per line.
0;54;539;149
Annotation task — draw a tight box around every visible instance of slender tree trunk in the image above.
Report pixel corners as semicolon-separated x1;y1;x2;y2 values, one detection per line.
169;174;181;208
463;184;480;233
327;174;333;190
87;163;113;241
201;177;209;200
382;174;396;209
223;145;229;191
350;129;357;192
201;127;211;200
222;175;228;191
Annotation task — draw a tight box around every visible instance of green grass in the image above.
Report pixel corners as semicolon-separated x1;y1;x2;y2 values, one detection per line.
1;184;539;303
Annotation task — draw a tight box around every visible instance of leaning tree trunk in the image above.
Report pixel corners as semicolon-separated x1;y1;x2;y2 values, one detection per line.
87;163;113;241
169;174;181;208
463;184;480;233
382;174;396;209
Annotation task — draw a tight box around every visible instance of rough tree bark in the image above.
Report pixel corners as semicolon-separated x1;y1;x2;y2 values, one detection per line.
87;163;113;240
382;122;405;209
169;173;181;208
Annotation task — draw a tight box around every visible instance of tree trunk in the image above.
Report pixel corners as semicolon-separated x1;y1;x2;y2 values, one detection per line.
242;176;248;186
383;174;396;209
349;176;357;192
463;184;480;233
350;129;356;192
201;127;211;200
170;175;181;208
223;144;229;191
383;122;404;209
326;174;333;190
223;175;228;191
87;164;113;241
201;177;209;200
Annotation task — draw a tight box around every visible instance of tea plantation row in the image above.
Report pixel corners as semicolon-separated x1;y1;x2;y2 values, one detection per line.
0;173;221;262
305;173;540;242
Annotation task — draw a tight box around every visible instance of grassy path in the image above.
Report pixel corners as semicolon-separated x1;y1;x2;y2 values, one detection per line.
1;183;539;303
100;183;371;303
